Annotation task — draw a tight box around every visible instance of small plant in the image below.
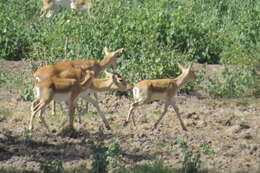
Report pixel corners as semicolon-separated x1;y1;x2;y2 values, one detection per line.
106;138;122;168
19;82;34;101
199;144;215;155
0;107;12;121
23;128;34;139
40;159;64;173
0;70;12;89
90;143;108;173
155;140;166;148
113;159;174;173
175;137;201;173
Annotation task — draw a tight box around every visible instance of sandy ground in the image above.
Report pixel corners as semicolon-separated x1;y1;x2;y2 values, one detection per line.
0;60;259;173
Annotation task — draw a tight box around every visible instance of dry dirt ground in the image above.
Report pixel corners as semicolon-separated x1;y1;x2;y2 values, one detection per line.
0;60;259;173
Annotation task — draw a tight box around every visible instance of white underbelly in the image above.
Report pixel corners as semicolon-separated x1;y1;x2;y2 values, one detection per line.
54;0;71;8
79;89;96;98
53;92;72;103
150;92;168;101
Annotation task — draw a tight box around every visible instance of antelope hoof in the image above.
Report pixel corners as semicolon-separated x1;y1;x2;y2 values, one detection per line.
122;121;128;127
105;125;111;130
152;123;158;130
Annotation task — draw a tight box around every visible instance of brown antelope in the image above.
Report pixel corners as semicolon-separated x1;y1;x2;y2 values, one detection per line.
29;69;94;132
123;62;196;130
34;47;124;114
41;0;93;18
34;47;123;81
76;71;132;124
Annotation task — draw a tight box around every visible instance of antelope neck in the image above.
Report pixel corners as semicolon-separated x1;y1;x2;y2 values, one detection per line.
99;55;113;70
175;70;190;88
91;78;114;91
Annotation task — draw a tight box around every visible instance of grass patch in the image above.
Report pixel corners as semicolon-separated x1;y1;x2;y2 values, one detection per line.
80;112;99;120
0;107;13;120
0;70;12;89
154;140;167;148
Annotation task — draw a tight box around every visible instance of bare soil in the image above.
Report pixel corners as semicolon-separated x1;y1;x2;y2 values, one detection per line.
0;60;259;173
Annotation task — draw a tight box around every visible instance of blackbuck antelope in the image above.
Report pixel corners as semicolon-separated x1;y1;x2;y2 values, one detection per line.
76;71;132;128
41;0;93;18
34;47;123;81
34;47;124;114
123;62;196;130
30;69;94;132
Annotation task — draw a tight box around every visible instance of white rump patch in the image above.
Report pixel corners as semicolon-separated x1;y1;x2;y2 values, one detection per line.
35;77;40;82
70;1;76;9
55;0;71;8
133;87;140;99
34;87;40;99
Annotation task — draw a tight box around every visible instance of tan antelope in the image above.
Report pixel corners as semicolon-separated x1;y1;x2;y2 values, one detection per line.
76;71;132;124
123;62;196;130
41;0;93;18
34;47;124;114
30;69;94;132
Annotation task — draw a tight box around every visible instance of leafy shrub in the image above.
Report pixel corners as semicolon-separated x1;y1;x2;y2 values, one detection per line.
207;65;259;98
106;138;122;168
175;137;201;173
0;0;258;97
19;82;34;101
90;143;109;173
0;0;40;60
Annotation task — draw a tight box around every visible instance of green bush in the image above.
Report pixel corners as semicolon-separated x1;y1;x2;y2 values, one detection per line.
175;137;201;173
0;0;259;97
0;0;40;60
207;65;259;98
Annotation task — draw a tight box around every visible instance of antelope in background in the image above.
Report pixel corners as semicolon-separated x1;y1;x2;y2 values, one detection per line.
41;0;93;18
123;62;196;131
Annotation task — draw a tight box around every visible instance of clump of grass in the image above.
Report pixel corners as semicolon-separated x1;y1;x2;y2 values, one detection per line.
40;159;64;173
0;70;12;89
175;137;202;173
113;159;174;173
0;107;13;121
199;144;215;156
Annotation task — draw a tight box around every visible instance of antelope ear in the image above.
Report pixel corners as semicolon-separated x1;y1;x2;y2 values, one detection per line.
103;47;109;56
104;70;113;78
177;63;184;71
115;48;124;54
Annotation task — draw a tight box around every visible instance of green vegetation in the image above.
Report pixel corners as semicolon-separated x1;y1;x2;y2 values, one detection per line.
114;160;175;173
199;144;215;156
40;160;64;173
175;137;202;173
0;70;12;89
0;107;12;120
0;0;259;97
